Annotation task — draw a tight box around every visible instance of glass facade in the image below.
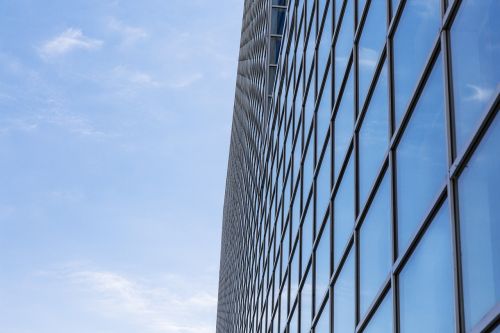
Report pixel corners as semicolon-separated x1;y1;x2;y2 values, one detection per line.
216;0;500;332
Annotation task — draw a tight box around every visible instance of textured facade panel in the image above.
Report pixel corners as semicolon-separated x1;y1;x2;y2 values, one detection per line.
217;0;500;332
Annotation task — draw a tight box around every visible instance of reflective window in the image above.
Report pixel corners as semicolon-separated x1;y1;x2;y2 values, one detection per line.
450;0;500;153
392;0;441;125
333;248;355;333
317;69;332;145
305;81;315;137
334;68;354;179
316;143;331;223
292;190;301;242
399;200;454;333
315;219;331;311
302;203;313;271
333;154;354;269
303;138;314;197
289;305;298;333
362;291;394;333
291;247;299;300
359;172;391;317
317;3;332;81
358;0;386;109
301;269;313;333
458;112;500;330
315;299;330;332
281;275;289;330
358;61;389;207
334;0;353;99
396;55;446;254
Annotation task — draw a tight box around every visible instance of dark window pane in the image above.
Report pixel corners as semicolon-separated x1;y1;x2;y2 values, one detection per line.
272;8;287;35
458;112;500;330
362;290;394;333
359;172;391;317
315;218;331;311
334;68;354;179
358;61;389;207
358;0;386;109
399;200;455;333
396;55;446;254
333;153;354;269
392;0;441;125
334;0;353;99
333;248;355;333
450;0;500;153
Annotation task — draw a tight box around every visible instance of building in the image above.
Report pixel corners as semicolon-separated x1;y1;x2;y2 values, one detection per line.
216;0;499;332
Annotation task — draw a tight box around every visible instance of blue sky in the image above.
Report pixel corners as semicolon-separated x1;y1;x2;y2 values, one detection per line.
0;1;242;332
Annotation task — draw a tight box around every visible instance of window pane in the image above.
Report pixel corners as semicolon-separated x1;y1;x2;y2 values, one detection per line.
301;269;313;333
333;248;355;333
317;70;331;145
316;141;331;222
317;3;332;82
303;138;314;197
399;200;455;333
392;0;441;125
362;291;394;333
358;61;389;207
358;0;387;109
458;112;500;330
396;55;446;254
315;219;331;311
315;299;329;332
302;202;313;271
359;172;391;317
291;247;300;301
334;0;353;99
450;0;500;153
333;154;354;269
334;68;354;179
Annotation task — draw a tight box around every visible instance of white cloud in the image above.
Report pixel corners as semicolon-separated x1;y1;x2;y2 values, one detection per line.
39;28;103;58
113;66;161;87
42;265;217;333
465;84;495;102
168;73;203;89
108;18;148;46
358;47;378;70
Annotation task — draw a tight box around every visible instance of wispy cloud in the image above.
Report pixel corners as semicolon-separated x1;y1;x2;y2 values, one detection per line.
40;265;216;333
168;73;203;89
465;84;495;102
112;66;161;87
108;18;148;46
39;28;103;58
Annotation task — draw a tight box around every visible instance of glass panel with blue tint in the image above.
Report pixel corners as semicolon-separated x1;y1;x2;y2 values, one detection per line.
281;275;289;331
396;55;446;254
334;0;353;99
362;290;394;333
302;203;313;270
334;68;354;179
289;305;298;333
301;269;313;333
317;1;332;82
303;138;314;197
316;142;331;223
305;8;316;72
315;299;330;332
358;61;389;207
317;70;332;145
333;249;355;333
399;200;455;333
315;219;331;311
305;82;316;138
292;190;301;243
358;0;386;109
333;154;354;269
359;172;391;317
458;112;500;331
291;247;299;301
450;0;500;154
392;0;441;125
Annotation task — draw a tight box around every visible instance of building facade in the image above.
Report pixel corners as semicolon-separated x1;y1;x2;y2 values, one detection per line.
216;0;499;332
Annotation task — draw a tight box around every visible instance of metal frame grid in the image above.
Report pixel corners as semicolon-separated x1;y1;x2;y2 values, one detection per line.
216;0;500;332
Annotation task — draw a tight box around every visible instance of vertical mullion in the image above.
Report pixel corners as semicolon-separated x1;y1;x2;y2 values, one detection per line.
441;8;465;333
